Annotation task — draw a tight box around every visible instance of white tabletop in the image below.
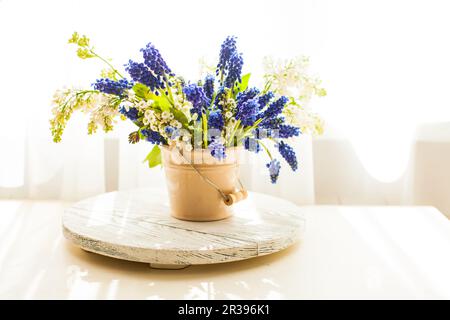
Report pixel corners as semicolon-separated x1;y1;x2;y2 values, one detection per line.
0;200;449;299
62;189;304;266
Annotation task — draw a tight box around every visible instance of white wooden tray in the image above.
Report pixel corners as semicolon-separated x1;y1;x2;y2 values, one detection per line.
62;188;304;269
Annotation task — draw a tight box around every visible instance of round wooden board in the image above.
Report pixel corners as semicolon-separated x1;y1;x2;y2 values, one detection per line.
62;188;304;268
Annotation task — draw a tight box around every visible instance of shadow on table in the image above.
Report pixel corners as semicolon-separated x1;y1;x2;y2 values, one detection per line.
63;241;301;299
65;241;299;273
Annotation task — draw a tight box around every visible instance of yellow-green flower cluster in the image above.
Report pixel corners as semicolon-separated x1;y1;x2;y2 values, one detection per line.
86;95;121;135
68;32;96;59
50;88;121;142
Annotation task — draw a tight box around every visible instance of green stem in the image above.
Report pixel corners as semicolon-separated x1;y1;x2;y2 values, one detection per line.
166;82;175;105
257;140;273;160
227;119;241;146
75;89;98;96
209;92;217;109
242;118;263;135
262;80;272;94
90;49;125;79
220;72;224;85
61;89;98;113
202;113;208;148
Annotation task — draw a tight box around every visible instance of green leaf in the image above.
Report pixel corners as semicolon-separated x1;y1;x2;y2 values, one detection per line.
143;145;162;168
172;109;189;127
133;83;153;100
133;84;172;111
238;73;251;92
156;95;171;111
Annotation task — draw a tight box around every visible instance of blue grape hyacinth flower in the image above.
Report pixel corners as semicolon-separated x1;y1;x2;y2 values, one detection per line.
259;117;284;130
258;91;274;109
213;86;226;110
217;36;237;75
141;42;174;82
266;159;281;183
277;141;298;171
119;106;139;121
208;110;224;130
203;75;215;100
209;137;226;160
125;60;162;93
216;36;243;88
236;98;260;127
260;96;289;120
141;129;166;145
183;84;209;116
224;52;243;88
237;87;260;105
93;78;132;97
277;124;301;138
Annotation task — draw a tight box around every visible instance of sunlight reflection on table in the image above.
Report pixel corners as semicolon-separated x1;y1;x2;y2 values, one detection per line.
1;200;449;299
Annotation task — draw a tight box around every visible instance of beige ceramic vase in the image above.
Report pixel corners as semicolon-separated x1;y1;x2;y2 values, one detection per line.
161;146;246;221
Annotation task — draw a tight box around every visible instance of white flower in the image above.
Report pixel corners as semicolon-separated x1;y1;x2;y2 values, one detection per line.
136;101;146;110
135;100;154;111
144;110;154;119
92;92;109;106
161;111;171;120
263;55;326;134
283;104;324;135
126;89;136;100
191;113;198;121
170;120;182;129
225;111;233;119
183;100;193;109
198;57;216;78
263;55;324;102
184;143;193;152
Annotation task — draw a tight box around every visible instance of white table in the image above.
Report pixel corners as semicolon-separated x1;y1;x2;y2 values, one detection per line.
0;200;449;299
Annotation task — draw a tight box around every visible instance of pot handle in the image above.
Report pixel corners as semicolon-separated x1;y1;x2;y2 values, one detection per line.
224;189;248;206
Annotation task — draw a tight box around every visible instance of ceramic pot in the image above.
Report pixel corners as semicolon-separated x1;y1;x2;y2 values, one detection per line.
161;146;245;221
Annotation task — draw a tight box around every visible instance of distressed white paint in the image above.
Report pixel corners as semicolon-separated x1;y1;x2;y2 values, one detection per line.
62;188;304;266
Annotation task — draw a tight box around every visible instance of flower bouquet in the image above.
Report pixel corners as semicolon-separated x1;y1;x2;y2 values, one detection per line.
51;33;325;221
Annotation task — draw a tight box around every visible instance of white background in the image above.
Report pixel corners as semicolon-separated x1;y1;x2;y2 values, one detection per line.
1;0;450;215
